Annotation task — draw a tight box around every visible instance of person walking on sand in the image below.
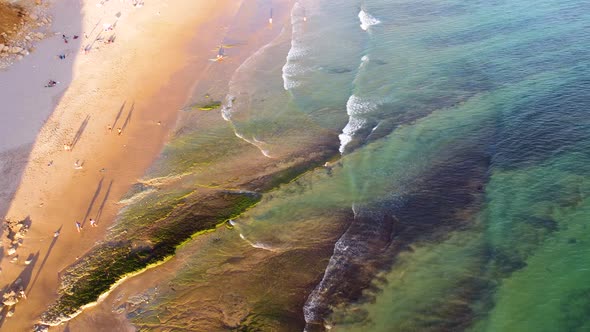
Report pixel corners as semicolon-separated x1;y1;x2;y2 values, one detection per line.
75;221;82;232
89;218;97;227
117;127;122;135
108;124;113;132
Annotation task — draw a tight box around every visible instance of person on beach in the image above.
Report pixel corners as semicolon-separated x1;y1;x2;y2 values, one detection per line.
75;221;82;232
117;127;122;135
64;143;71;151
108;124;113;132
74;160;83;169
269;8;273;24
89;218;97;227
18;287;26;300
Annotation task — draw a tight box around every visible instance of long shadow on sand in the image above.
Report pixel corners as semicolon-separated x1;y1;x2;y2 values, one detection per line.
70;115;90;150
111;101;126;129
96;180;114;222
81;177;104;227
27;226;62;297
0;0;84;232
121;101;134;132
0;251;40;328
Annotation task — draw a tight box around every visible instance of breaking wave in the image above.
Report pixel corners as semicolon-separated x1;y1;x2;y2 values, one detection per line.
303;194;405;330
338;94;379;153
239;233;276;251
219;25;288;158
358;9;381;31
282;2;309;90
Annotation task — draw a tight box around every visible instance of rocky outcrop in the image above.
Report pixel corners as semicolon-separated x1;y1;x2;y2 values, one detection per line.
0;1;52;68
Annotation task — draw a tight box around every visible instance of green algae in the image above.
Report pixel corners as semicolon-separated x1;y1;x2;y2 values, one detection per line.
112;188;193;238
147;124;248;179
196;101;222;111
41;190;262;325
40;145;337;325
185;101;223;111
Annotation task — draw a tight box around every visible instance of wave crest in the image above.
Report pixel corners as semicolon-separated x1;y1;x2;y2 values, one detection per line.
282;2;309;90
338;95;379;153
358;9;381;31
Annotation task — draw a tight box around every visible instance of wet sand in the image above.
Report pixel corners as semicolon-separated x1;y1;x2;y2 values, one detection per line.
44;0;332;330
0;0;243;330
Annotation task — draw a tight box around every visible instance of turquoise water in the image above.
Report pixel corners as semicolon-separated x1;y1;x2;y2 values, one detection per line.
72;0;590;330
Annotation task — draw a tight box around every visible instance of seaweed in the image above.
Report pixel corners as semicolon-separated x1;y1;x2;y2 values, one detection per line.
40;190;261;325
186;101;223;111
41;139;335;325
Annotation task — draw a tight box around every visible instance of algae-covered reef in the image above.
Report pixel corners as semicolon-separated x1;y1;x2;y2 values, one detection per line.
40;141;338;325
185;100;223;111
41;189;261;324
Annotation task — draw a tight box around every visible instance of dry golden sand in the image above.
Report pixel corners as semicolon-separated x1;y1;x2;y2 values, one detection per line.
0;0;242;330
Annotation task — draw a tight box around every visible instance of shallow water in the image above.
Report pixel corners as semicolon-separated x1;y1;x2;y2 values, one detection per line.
53;0;590;330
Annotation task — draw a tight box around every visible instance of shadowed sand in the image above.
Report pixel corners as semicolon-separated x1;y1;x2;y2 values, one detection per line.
0;0;83;221
0;0;245;330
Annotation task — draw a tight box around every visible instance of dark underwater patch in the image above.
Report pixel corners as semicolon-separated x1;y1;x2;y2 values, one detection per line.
491;78;590;170
306;145;493;330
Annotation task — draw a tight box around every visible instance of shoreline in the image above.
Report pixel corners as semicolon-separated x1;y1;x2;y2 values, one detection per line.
0;0;245;330
51;0;348;328
39;0;335;329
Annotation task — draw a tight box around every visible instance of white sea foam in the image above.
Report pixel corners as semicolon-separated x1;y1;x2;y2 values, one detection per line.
303;208;357;327
117;188;157;206
222;26;286;120
234;131;272;158
338;116;366;154
239;233;275;251
338;95;378;153
346;95;377;116
371;123;380;132
221;92;273;157
358;9;381;31
219;25;289;158
221;93;272;158
251;242;274;251
282;2;309;90
304;203;393;329
360;55;369;67
221;94;235;121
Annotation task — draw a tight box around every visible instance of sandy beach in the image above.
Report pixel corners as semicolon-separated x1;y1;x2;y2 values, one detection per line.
0;0;243;329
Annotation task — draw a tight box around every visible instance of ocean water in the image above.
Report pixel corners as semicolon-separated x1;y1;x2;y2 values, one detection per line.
51;0;590;330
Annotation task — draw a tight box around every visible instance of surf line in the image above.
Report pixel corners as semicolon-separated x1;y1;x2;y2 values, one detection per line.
239;233;276;251
221;98;273;158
